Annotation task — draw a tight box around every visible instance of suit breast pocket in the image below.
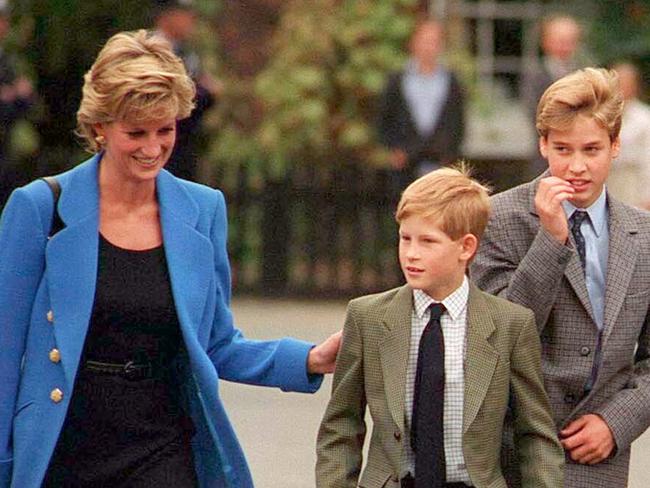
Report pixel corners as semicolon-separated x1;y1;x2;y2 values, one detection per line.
625;287;650;299
622;288;650;320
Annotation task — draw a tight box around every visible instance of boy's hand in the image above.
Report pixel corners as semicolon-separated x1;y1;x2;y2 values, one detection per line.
307;330;342;374
534;176;575;243
560;414;616;464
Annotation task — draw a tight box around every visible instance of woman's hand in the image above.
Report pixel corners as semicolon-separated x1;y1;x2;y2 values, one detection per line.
307;330;343;374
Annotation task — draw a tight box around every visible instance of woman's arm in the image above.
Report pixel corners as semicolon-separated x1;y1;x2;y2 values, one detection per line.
204;190;325;393
0;187;49;486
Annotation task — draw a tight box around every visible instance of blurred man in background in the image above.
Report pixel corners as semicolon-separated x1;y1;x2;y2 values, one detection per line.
0;0;34;207
528;14;582;117
607;62;650;209
377;18;465;199
154;0;221;182
527;14;583;177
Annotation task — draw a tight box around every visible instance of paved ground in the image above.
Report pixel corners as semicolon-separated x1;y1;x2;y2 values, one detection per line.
222;297;649;487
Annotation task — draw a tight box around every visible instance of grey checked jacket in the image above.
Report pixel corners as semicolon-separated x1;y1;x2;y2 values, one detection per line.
472;174;650;487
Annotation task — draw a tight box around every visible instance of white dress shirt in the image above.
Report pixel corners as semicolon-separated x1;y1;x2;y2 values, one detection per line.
402;276;471;484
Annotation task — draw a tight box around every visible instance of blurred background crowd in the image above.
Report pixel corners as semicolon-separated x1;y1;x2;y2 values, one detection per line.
1;0;650;297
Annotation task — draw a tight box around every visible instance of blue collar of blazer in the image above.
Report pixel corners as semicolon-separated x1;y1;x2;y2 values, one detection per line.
46;153;211;389
55;153;200;228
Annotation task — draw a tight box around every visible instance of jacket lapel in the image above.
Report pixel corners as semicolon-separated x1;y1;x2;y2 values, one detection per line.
463;285;499;433
527;174;597;324
45;158;213;388
379;286;414;433
157;171;213;343
602;197;638;344
46;157;101;389
563;243;597;324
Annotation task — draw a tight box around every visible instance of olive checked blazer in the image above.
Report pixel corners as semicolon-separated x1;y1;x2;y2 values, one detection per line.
315;284;564;488
472;173;650;487
0;154;322;488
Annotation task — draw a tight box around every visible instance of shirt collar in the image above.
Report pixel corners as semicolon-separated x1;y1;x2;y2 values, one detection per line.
412;275;469;322
562;187;608;237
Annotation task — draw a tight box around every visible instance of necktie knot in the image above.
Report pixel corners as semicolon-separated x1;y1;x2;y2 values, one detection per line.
570;210;588;230
428;302;446;323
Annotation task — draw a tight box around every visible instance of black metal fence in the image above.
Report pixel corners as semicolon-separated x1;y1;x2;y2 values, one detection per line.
223;158;528;298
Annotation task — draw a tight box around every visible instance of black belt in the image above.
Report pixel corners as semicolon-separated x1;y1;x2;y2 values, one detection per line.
400;475;471;488
84;360;166;381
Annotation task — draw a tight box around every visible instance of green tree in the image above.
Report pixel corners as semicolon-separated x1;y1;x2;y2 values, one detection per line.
14;0;219;172
208;0;420;182
590;0;650;62
589;0;650;99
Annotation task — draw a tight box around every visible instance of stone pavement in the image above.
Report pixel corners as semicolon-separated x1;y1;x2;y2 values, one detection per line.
222;297;650;487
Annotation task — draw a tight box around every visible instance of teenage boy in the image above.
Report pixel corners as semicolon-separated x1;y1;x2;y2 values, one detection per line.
316;167;564;488
472;67;650;487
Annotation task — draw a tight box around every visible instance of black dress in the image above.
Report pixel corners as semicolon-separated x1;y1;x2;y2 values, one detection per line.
43;235;197;488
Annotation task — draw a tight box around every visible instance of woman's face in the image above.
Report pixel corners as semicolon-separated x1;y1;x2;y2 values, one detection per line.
95;117;176;183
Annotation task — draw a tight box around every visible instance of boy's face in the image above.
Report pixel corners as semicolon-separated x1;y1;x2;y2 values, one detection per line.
540;114;620;209
398;214;476;301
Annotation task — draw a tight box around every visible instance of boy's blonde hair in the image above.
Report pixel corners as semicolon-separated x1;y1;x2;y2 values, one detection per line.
536;67;623;141
77;29;196;152
395;164;491;241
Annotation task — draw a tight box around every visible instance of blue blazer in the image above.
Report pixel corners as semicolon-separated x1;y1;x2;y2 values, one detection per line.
0;155;322;488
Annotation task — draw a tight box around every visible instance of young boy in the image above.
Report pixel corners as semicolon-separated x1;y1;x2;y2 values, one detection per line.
316;167;564;488
472;68;650;487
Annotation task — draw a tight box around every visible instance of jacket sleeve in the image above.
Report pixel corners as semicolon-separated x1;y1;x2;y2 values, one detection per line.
471;201;573;333
315;301;366;488
509;309;565;487
205;190;323;393
0;187;49;487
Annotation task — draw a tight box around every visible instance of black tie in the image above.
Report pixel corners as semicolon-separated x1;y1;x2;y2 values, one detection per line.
412;303;446;488
570;210;588;271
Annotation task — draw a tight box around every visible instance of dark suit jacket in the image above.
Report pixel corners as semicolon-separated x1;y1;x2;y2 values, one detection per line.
472;173;650;487
377;69;465;175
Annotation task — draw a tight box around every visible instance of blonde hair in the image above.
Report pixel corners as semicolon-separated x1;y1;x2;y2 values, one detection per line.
396;164;491;241
76;29;196;152
536;67;623;141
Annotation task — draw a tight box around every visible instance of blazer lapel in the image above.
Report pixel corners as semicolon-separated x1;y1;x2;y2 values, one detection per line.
563;242;597;324
45;159;213;388
602;197;638;344
379;286;414;433
46;157;101;389
527;174;597;324
157;171;213;342
463;285;499;433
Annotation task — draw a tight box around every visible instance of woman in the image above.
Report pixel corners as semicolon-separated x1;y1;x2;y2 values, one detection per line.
0;30;339;488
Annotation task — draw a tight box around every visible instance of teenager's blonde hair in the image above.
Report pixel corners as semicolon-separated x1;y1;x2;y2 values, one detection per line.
536;67;623;141
395;164;491;241
76;29;196;152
